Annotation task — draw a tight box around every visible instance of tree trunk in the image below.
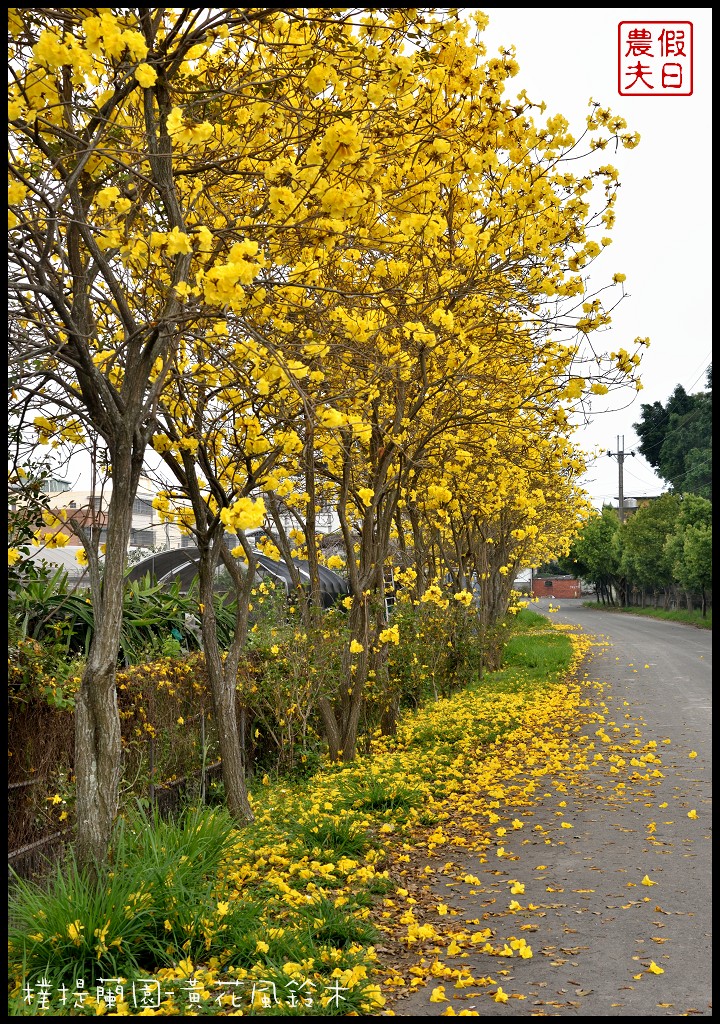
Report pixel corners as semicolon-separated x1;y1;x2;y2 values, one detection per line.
341;698;364;762
74;455;137;871
318;697;342;761
380;699;398;736
74;668;122;871
198;554;254;822
303;424;324;618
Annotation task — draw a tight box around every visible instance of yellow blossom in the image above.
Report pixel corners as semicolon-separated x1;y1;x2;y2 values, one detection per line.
135;63;158;87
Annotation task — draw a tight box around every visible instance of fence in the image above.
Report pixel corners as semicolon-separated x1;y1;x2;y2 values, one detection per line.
8;710;227;882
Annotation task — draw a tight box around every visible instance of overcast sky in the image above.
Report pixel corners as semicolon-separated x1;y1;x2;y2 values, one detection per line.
477;7;713;508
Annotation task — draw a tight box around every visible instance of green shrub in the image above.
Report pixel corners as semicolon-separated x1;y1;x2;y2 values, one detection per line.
292;817;371;860
8;804;240;990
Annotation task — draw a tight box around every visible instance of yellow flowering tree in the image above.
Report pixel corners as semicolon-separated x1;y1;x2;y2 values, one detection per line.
261;17;648;755
9;7;245;865
157;10;649;761
9;7;443;858
9;7;649;817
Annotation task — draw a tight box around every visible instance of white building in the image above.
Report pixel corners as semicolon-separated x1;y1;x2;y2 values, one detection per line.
39;475;341;554
42;475;184;551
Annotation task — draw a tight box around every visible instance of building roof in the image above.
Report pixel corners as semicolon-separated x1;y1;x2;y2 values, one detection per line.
26;545;91;583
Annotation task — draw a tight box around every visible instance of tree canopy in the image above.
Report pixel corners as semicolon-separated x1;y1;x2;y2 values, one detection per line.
565;493;711;613
9;7;651;863
633;370;712;500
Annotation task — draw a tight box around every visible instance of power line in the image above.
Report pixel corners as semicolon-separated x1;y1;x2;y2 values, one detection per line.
683;354;712;393
621;461;664;488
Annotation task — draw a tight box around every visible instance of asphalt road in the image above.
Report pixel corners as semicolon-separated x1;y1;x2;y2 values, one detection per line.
389;599;712;1017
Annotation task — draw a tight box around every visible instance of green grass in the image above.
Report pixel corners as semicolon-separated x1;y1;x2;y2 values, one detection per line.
581;602;711;629
291;816;372;859
513;608;553;630
500;631;573;679
8;803;241;989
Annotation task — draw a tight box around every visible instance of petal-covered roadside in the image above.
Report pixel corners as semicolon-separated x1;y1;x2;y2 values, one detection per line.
378;614;712;1018
11;621;589;1016
16;617;708;1017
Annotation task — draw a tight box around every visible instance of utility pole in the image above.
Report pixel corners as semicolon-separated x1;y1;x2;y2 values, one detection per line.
607;435;635;523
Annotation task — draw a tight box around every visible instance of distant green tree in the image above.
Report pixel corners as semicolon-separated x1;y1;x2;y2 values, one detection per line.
676;438;712;498
664;494;713;616
618;494;680;607
564;506;622;604
674;526;712;617
633;369;712;498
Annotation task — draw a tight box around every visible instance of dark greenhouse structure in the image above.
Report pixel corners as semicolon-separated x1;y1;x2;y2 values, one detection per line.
125;546;350;609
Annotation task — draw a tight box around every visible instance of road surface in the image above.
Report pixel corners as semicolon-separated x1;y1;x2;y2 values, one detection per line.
389;599;712;1017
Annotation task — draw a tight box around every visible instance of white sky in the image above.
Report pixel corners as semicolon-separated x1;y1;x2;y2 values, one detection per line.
55;9;712;509
477;7;713;508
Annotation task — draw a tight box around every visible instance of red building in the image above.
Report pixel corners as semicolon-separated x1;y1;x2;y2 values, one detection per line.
532;576;581;599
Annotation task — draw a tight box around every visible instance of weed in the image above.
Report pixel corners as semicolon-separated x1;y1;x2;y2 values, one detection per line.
292;817;371;859
347;776;422;813
298;896;378;949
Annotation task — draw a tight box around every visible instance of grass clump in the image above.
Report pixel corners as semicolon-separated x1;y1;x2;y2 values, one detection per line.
8;804;240;993
346;775;422;814
298;896;378;949
292;816;372;859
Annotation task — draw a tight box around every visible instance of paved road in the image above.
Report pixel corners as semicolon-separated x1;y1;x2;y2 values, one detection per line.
389;599;712;1017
